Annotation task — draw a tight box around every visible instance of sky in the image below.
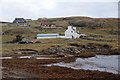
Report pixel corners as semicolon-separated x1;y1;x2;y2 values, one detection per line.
0;0;119;22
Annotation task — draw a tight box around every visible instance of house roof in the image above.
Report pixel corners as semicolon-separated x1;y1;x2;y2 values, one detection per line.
71;27;79;34
13;18;25;23
37;33;59;37
15;18;24;20
25;19;32;21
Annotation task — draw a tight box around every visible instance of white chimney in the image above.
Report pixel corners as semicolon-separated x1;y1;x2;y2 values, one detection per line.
68;26;72;29
73;27;76;31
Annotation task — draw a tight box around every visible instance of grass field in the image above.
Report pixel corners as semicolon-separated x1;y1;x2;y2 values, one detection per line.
2;16;118;54
2;37;118;54
1;17;119;79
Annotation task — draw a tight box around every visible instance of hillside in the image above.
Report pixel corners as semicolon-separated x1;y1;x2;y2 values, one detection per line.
2;16;118;50
1;16;119;79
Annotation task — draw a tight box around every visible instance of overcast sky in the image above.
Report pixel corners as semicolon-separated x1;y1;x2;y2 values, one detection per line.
0;0;119;22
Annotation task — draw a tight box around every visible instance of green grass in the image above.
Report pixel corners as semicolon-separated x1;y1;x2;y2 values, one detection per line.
2;16;118;54
2;35;15;43
2;37;118;54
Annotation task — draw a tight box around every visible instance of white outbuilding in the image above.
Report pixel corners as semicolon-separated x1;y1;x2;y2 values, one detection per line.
37;33;59;39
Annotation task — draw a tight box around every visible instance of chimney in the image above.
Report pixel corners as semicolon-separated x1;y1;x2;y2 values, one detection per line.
73;27;76;31
68;26;72;29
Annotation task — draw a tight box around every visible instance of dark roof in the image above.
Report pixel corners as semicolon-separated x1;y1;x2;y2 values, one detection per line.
38;18;42;20
25;19;32;21
15;18;24;20
13;18;25;23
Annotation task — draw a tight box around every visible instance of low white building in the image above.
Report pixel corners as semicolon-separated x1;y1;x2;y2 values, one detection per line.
37;26;86;39
37;33;59;39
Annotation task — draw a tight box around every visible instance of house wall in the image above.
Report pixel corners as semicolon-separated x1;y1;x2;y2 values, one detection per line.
40;23;56;28
65;26;80;38
58;36;72;38
13;20;25;23
65;26;74;37
37;36;58;39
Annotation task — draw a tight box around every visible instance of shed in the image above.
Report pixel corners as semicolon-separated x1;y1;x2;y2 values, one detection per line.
41;23;56;27
37;33;59;39
25;19;32;21
13;18;26;23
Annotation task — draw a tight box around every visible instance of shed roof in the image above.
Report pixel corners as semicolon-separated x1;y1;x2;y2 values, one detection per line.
25;19;32;21
37;33;59;36
15;18;24;20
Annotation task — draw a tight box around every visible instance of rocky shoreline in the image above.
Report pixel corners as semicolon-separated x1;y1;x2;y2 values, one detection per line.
2;54;120;79
41;43;119;56
5;43;119;58
2;43;120;79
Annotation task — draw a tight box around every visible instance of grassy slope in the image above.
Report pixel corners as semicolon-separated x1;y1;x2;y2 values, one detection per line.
2;16;118;54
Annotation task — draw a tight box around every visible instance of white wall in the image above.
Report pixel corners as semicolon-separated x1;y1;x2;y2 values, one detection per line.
65;26;74;37
58;36;72;38
37;36;58;39
65;26;80;38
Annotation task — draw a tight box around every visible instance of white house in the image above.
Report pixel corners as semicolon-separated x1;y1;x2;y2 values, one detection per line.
37;26;86;39
65;26;81;38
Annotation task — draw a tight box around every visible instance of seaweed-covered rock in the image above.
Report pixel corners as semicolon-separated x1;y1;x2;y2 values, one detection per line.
75;52;95;58
19;49;38;52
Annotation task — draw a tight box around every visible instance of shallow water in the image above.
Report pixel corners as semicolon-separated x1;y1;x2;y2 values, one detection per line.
19;56;32;58
0;57;12;59
36;57;62;59
18;55;62;59
47;55;119;74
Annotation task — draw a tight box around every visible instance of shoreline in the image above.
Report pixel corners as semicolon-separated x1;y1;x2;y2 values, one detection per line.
2;54;120;79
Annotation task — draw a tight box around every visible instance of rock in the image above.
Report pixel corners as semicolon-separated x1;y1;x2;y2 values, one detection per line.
2;67;7;70
109;49;120;55
69;43;80;47
102;44;112;49
19;49;38;52
41;49;49;54
75;52;95;58
99;52;110;55
56;53;65;57
56;47;64;52
16;52;22;54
